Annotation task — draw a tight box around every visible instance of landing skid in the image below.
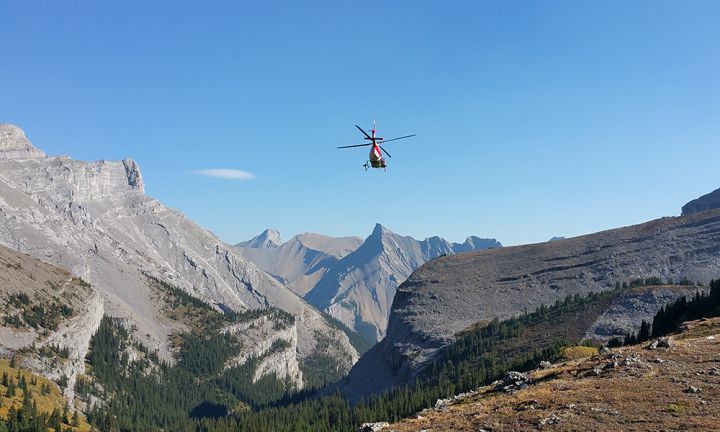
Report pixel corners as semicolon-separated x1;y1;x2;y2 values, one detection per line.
363;161;386;172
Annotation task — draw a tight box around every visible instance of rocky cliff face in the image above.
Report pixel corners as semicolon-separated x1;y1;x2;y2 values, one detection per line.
682;187;720;215
338;209;720;399
306;224;501;343
0;124;357;384
224;315;303;389
0;243;103;401
0;123;47;160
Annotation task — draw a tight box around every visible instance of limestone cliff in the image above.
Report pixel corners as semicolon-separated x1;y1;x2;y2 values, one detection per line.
0;124;357;383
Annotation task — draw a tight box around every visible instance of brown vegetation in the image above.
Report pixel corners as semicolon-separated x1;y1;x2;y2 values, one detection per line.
386;318;720;432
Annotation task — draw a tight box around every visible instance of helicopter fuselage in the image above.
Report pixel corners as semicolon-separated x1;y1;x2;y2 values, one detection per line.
369;143;386;168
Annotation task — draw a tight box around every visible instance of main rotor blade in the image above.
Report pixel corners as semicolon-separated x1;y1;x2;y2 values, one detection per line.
380;134;415;144
338;143;373;149
355;124;372;140
379;146;392;158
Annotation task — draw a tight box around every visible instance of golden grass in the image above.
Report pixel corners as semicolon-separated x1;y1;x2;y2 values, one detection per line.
0;358;91;431
562;345;597;360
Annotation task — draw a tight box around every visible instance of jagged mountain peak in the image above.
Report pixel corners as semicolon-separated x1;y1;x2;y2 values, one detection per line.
239;228;283;248
0;123;47;160
370;223;391;237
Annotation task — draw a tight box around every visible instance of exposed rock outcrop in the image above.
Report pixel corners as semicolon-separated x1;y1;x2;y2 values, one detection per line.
0;123;47;160
224;315;303;389
339;209;720;400
682;187;720;215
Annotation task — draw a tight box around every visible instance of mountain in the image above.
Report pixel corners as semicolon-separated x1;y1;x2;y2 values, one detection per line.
0;123;358;391
235;231;363;297
337;205;720;400
237;228;283;248
682;186;720;215
306;224;501;343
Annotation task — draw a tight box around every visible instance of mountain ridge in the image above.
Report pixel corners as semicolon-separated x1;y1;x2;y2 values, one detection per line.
238;223;501;344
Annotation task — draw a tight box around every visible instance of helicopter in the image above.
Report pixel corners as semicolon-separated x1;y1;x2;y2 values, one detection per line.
338;122;415;171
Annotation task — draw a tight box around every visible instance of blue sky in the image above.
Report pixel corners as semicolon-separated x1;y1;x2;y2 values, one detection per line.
1;1;719;246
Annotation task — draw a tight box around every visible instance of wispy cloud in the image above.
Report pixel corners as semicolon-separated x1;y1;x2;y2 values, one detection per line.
188;169;257;180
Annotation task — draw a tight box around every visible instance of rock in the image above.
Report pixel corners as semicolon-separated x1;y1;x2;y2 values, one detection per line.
685;386;702;394
357;422;389;432
0;123;47;160
539;361;552;369
495;371;531;392
648;337;673;350
539;413;562;426
622;353;643;366
682;187;720;215
517;399;540;411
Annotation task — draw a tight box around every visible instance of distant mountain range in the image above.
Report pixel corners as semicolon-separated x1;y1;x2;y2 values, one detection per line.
236;224;501;343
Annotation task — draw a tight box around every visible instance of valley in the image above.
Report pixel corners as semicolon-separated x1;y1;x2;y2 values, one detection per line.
1;123;719;431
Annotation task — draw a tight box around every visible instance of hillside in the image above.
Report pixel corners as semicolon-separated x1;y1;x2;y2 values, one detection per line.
0;243;102;400
338;208;720;399
385;317;720;432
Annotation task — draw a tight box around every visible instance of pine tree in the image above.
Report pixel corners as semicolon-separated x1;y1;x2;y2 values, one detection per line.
637;320;651;342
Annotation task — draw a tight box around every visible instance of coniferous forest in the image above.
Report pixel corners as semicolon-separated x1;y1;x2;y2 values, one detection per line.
80;286;638;432
3;280;716;431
